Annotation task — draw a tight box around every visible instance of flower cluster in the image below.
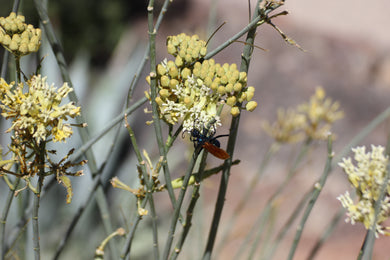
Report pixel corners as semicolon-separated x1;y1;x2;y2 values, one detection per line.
338;145;390;237
0;75;84;202
263;87;343;143
147;33;257;133
0;12;41;57
0;75;80;144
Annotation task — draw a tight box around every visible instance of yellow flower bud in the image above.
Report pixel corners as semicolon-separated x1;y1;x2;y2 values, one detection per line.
194;62;201;70
226;96;237;106
157;64;166;76
222;63;229;72
169;79;179;88
167;43;176;55
217;86;225;95
160;75;170;87
181;67;191;79
193;68;200;77
200;46;207;56
220;75;228;84
238;92;247;103
247;86;255;93
229;63;237;72
233;83;242;92
225;83;233;93
246;101;258;111
9;40;18;50
146;76;151;85
167;60;176;69
230;106;240;117
246;90;254;101
175;56;183;67
19;43;28;54
192;47;200;58
159;88;170;98
210;82;218;91
155;96;163;106
168;66;179;78
239;72;247;82
204;76;212;87
184;53;192;63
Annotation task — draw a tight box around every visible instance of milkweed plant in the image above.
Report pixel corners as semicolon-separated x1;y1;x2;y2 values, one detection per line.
0;1;388;260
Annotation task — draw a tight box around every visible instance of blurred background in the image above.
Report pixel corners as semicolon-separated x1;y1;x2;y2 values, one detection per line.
1;0;390;259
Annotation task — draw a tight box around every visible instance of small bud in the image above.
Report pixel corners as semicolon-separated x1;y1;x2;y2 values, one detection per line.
159;88;170;98
233;83;242;92
181;67;191;79
226;96;237;106
217;86;225;95
246;101;258;112
157;64;167;76
167;43;176;55
169;79;179;88
225;83;233;93
230;106;240;117
175;56;183;67
168;66;179;78
160;75;170;87
246;89;255;101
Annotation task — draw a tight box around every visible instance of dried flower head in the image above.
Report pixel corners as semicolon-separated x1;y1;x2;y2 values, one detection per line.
338;145;390;237
0;75;80;144
263;87;343;143
0;12;41;57
262;108;306;143
298;87;344;140
147;33;257;133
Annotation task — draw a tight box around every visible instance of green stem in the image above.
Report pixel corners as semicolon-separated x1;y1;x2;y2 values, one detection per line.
0;178;20;260
32;175;44;260
170;150;209;260
162;148;201;260
146;0;177;212
124;120;159;259
287;136;333;260
203;1;273;258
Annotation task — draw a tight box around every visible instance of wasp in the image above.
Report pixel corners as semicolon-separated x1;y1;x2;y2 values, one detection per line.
187;125;230;160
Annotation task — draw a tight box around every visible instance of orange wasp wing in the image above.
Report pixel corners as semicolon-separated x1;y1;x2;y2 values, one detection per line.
202;142;230;160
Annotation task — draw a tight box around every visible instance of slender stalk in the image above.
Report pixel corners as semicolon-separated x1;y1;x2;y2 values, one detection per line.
0;178;20;260
287;136;333;260
124;119;159;259
202;2;286;257
162;148;201;260
122;199;147;260
32;175;44;260
170;151;209;260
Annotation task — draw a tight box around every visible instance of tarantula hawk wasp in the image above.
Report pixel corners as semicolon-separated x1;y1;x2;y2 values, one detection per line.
184;121;230;160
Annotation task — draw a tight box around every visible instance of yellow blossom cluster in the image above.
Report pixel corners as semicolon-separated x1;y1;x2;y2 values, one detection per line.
0;12;41;56
147;33;257;132
338;145;390;237
262;87;343;143
0;75;80;144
